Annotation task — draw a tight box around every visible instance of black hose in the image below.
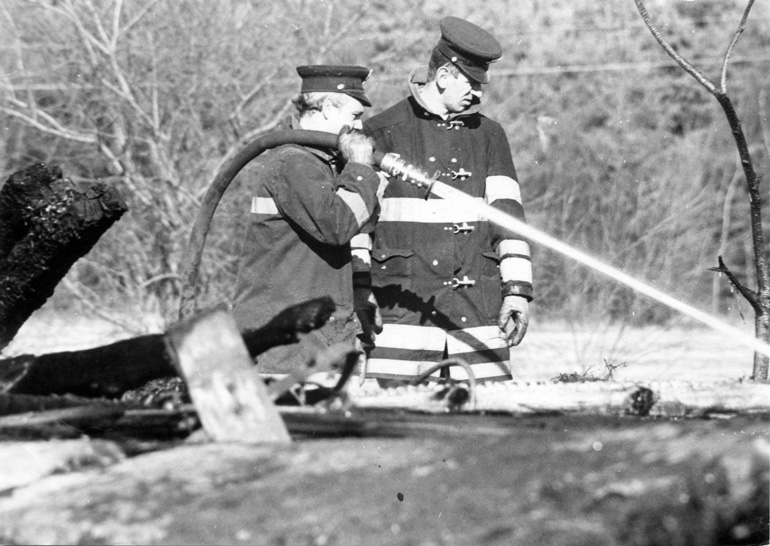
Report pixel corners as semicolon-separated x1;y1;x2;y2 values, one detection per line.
179;130;340;320
409;358;477;410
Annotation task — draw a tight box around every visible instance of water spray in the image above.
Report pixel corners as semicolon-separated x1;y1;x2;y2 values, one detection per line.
377;153;770;361
180;129;770;361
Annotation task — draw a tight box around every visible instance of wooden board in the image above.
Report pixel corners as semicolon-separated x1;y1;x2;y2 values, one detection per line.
164;307;290;443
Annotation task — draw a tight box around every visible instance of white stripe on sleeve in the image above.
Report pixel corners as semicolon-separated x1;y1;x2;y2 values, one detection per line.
485;175;522;204
336;188;371;227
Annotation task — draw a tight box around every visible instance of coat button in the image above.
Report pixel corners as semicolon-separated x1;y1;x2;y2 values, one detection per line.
432;260;438;266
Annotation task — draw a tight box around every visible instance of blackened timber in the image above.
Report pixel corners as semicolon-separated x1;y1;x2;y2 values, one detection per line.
0;163;128;350
1;297;336;398
240;296;336;356
0;392;120;417
6;334;175;398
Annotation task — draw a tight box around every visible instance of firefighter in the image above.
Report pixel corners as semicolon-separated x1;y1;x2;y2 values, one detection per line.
358;17;533;383
232;65;381;373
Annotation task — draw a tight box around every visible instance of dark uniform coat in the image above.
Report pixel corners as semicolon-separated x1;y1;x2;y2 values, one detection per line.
361;69;533;381
232;136;380;373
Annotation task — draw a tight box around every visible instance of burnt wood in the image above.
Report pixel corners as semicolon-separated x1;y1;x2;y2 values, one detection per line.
0;297;336;398
0;163;128;350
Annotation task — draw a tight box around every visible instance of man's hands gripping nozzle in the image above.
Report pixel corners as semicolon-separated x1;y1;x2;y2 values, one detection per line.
338;126;375;166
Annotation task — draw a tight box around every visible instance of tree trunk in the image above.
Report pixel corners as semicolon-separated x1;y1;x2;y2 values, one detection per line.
0;163;128;350
715;95;770;382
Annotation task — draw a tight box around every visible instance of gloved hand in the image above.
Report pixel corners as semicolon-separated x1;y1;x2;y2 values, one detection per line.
497;295;530;347
338;126;375;166
354;287;383;345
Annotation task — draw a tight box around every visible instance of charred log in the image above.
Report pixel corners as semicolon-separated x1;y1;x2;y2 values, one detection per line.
240;295;336;355
0;392;120;417
0;164;128;350
5;334;175;398
0;297;336;398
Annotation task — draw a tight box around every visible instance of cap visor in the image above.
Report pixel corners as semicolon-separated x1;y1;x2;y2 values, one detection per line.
344;90;372;107
459;65;489;84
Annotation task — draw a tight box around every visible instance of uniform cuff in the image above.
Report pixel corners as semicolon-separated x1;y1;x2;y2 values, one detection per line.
353;272;372;289
502;280;533;301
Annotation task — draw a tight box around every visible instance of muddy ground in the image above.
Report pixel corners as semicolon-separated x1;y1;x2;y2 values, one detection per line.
1;317;768;545
1;410;768;546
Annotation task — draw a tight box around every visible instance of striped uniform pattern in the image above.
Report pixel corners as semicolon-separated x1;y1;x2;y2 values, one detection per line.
363;76;533;382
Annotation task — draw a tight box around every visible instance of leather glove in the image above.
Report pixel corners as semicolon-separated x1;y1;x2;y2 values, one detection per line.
354;287;383;345
497;295;530;347
337;126;375;166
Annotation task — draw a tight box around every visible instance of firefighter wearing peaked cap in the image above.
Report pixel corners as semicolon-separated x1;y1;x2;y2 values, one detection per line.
232;65;382;373
359;17;534;384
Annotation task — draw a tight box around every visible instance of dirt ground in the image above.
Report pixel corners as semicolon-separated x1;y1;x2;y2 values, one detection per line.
1;413;768;545
1;313;769;545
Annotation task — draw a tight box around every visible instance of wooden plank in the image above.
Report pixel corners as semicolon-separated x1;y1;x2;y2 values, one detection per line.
165;307;290;443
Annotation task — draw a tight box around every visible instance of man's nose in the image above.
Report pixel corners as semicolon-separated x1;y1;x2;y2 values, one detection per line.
470;87;483;99
351;119;363;131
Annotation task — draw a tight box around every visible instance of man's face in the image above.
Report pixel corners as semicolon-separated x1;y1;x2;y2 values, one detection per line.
440;69;483;113
323;94;365;134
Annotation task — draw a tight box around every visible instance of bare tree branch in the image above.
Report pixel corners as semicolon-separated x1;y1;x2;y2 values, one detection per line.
321;0;334;44
61;277;146;335
759;89;770;157
710;256;762;314
80;0;112;52
720;0;756;93
316;10;365;62
118;0;164;39
110;0;124;52
632;0;718;95
48;0;106;63
149;31;160;135
0;106;97;144
99;77;154;129
228;67;282;130
635;0;770;381
0;2;34;109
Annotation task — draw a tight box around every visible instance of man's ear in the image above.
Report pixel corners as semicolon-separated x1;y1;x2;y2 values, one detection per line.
320;97;336;120
435;65;452;91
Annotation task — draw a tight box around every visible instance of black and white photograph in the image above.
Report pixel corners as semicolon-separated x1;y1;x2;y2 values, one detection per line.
0;0;768;544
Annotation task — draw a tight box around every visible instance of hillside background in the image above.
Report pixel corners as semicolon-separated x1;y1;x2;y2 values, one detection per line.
1;0;769;335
